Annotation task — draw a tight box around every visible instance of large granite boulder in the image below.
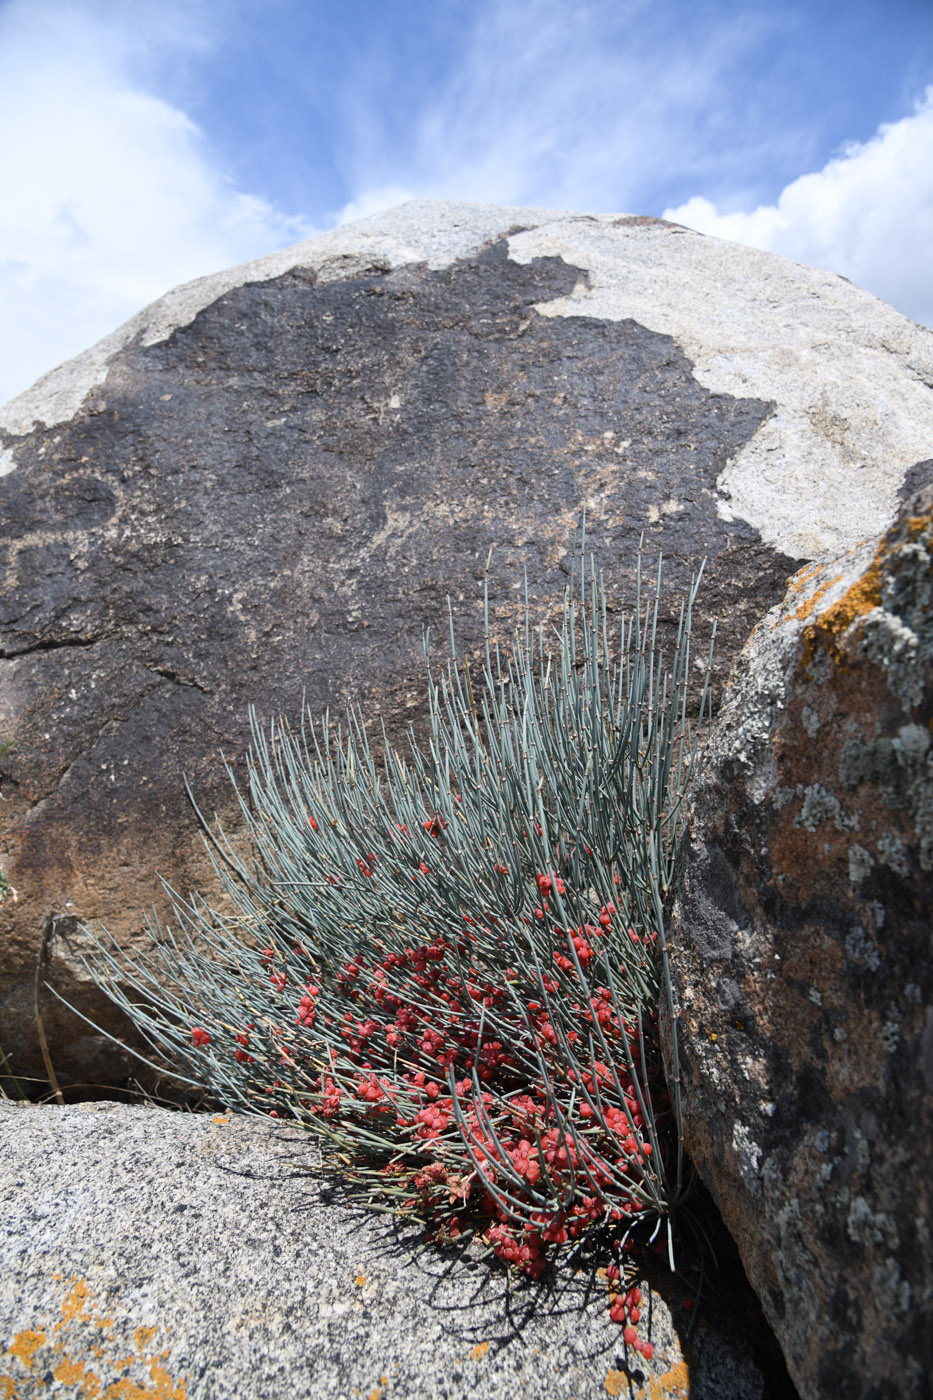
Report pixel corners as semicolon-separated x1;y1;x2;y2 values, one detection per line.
0;1100;793;1400
667;488;933;1399
1;199;932;1087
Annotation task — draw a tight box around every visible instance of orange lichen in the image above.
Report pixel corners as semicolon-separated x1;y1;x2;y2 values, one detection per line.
54;1357;84;1385
612;1358;691;1400
8;1330;46;1369
469;1341;489;1362
786;562;825;596
5;1276;187;1400
794;573;843;622
801;537;886;675
55;1278;100;1330
651;1361;690;1396
770;562;830;630
801;507;932;675
103;1354;187;1399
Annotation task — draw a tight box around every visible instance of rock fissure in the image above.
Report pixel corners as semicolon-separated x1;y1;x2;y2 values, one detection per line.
0;632;108;660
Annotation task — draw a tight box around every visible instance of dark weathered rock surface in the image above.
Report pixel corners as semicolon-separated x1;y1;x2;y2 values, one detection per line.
667;490;933;1400
1;200;931;1088
0;1100;794;1400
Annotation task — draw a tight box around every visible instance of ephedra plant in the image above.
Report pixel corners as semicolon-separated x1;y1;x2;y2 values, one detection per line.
84;547;711;1354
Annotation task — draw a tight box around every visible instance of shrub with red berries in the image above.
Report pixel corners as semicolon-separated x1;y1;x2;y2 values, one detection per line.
86;547;710;1353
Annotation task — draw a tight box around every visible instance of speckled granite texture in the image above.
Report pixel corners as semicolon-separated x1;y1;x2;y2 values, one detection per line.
0;1101;793;1399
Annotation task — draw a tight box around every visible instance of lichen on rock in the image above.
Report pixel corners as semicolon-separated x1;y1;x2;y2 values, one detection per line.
666;487;933;1400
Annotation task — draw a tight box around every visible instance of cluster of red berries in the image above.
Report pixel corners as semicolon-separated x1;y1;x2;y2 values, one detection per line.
188;837;668;1354
606;1268;653;1358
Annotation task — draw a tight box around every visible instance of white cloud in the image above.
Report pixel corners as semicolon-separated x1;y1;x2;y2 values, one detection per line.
664;88;933;328
0;0;317;408
342;0;769;217
335;185;420;227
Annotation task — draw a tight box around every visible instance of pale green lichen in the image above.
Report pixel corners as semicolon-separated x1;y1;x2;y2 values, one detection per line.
731;1122;763;1195
879;1008;902;1053
871;1257;912;1315
793;782;859;833
894;722;931;762
840;722;933;873
877;830;908;875
844;924;881;970
858;608;923;707
839;735;901;794
800;704;821;736
848;845;875;884
847;1196;899;1250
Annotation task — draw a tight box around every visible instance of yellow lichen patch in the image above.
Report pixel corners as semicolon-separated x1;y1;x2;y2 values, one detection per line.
818;562;883;632
211;1116;229;1124
54;1354;97;1388
801;537;887;674
786;561;826;597
611;1356;691;1399
647;1360;690;1397
110;1353;186;1399
794;573;843;622
354;1275;367;1287
770;562;829;630
55;1277;114;1331
469;1341;489;1362
8;1330;46;1368
6;1275;187;1400
146;1360;184;1400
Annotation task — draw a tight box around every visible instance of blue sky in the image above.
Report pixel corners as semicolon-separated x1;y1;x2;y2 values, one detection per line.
1;0;932;407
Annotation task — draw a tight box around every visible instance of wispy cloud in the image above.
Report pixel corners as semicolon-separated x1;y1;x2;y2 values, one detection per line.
339;0;773;217
0;0;316;406
664;88;933;328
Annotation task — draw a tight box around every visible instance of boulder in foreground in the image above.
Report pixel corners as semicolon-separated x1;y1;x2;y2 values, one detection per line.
668;488;933;1400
